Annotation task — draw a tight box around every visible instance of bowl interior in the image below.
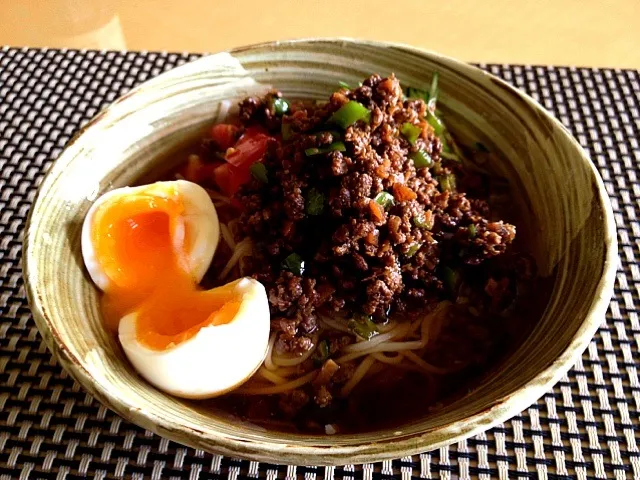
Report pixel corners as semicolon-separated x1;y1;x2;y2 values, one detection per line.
23;39;616;464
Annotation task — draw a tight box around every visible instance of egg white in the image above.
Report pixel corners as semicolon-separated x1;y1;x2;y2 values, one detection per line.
81;180;219;292
118;277;270;399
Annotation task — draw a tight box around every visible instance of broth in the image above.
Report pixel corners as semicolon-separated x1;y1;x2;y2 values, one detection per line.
132;74;553;434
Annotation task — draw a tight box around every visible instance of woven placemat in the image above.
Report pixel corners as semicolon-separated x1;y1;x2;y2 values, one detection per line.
0;47;639;480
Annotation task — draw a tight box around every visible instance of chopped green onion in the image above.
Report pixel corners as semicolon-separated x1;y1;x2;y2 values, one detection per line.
406;243;421;257
305;141;346;156
438;174;456;192
442;267;460;293
413;212;433;230
440;151;461;162
405;86;429;102
338;81;351;89
348;314;379;340
306;188;325;216
281;122;293;141
427;111;445;136
428;72;439;111
410;149;433;168
330;101;371;129
373;191;395;209
313;340;331;366
468;224;478;238
249;163;268;183
269;97;289;116
400;122;421;145
282;253;305;276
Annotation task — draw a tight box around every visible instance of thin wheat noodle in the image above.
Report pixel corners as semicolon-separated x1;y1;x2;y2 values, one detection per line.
227;219;239;237
238;370;318;395
218;239;252;279
378;321;398;333
340;356;376;397
403;350;453;374
371;352;404;364
343;331;395;353
343;301;449;356
220;223;236;250
271;366;299;377
365;362;385;377
337;340;424;364
342;322;409;354
264;334;278;371
258;367;287;385
272;334;319;367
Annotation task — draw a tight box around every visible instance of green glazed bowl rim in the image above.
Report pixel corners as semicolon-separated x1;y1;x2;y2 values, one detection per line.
23;38;618;465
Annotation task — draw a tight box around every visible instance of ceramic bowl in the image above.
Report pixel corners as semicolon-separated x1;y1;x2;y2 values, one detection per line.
23;39;617;465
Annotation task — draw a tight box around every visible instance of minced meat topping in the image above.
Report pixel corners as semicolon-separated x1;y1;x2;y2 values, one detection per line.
235;74;516;354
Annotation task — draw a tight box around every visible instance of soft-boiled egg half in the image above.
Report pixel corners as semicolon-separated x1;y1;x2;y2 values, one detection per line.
81;180;270;399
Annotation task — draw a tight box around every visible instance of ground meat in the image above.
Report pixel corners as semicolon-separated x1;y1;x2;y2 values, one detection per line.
278;389;310;418
331;362;356;384
314;385;333;408
235;74;516;353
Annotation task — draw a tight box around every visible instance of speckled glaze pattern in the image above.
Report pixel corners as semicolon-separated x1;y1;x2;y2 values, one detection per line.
22;39;617;465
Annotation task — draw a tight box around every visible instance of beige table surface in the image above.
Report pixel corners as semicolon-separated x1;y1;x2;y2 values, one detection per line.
1;0;639;70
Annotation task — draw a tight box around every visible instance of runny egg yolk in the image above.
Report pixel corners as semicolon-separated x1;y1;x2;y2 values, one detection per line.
92;188;236;350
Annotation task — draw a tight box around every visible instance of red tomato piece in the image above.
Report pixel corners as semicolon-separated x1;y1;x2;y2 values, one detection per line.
225;128;270;169
181;155;218;184
210;124;239;151
213;163;251;197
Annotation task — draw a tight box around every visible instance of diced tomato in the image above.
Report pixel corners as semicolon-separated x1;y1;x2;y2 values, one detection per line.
212;127;271;196
225;128;270;169
213;163;251;197
210;123;239;151
181;155;219;184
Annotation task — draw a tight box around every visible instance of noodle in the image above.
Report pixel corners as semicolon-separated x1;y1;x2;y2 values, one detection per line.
227;219;239;237
332;302;452;365
238;370;318;395
258;367;288;385
342;322;411;354
239;286;452;400
371;352;404;364
340;355;376;396
218;238;252;279
337;340;424;364
378;321;398;333
263;334;278;371
272;333;319;367
270;366;300;377
220;223;236;250
403;350;455;375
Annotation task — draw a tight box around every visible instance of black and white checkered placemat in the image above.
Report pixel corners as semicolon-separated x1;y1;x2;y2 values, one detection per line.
1;47;638;480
